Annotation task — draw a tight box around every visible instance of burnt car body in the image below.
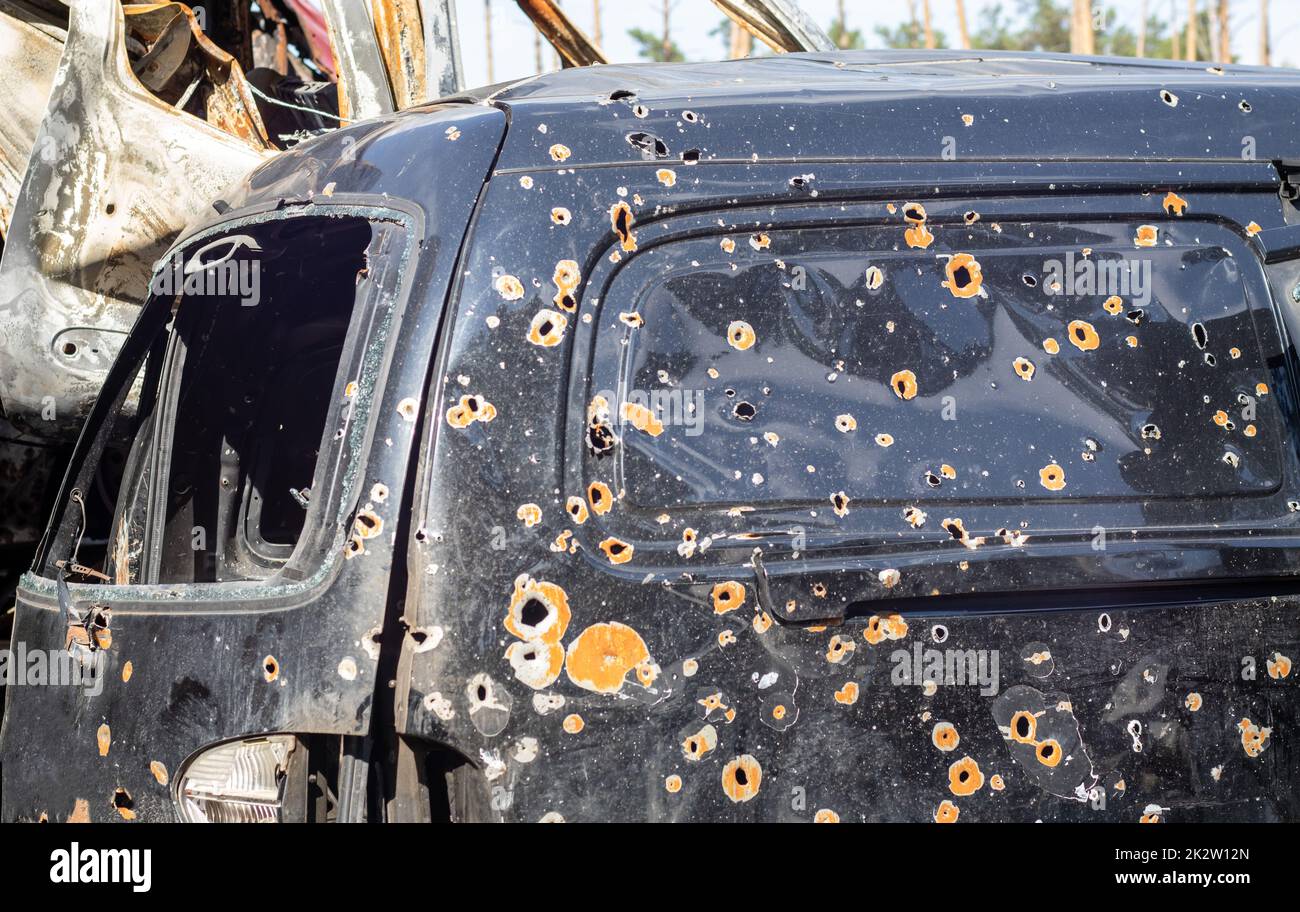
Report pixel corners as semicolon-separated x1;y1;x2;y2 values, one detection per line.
3;50;1300;822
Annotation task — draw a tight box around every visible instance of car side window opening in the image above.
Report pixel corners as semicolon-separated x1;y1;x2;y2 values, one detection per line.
43;215;376;586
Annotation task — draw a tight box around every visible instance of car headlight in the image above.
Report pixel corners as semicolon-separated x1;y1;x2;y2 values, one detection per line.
175;735;296;823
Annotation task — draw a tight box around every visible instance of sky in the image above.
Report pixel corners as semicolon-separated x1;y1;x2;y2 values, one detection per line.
452;0;1297;88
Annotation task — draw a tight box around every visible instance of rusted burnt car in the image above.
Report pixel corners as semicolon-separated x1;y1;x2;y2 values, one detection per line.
5;41;1300;822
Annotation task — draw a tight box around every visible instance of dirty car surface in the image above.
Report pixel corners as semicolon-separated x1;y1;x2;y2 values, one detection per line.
4;51;1300;822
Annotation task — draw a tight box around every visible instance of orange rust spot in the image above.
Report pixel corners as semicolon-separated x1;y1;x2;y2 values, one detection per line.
721;755;762;803
752;611;773;634
150;761;169;786
445;393;496;429
1013;356;1035;381
1163;191;1188;215
990;774;1005;791
863;613;909;645
948;756;984;796
550;207;572;225
1213;410;1230;427
566;496;589;524
1257;382;1269;396
1043;337;1060;354
934;799;959;823
814;808;840;823
562;713;585;734
1103;295;1123;315
904;223;934;249
834;682;859;705
599;537;634;564
875;432;895;447
527;309;568;347
121;661;133;683
665;774;683;792
865;266;884;289
831;491;851;518
749;232;771;250
712;580;746;614
1067;320;1099;351
1126;335;1139;348
890;369;918;400
835;413;857;433
1035;739;1063;768
1239;718;1271;757
826;634;856;664
610;200;637;251
1246;221;1262;237
505;576;571;645
1008;710;1037;744
516;503;543;527
942;253;984;299
932;721;960;752
1134;224;1158;247
656;168;677;187
565;621;651;694
718;630;737;647
548;143;571;162
587;481;614;514
96;724;111;757
1140;810;1163;824
720;237;736;253
940;464;957;480
1267;652;1292;679
726;320;756;351
263;655;280;683
682;724;718;761
1039;463;1066;491
1185;692;1203;711
552;259;581;312
622;401;665;437
494;274;525;300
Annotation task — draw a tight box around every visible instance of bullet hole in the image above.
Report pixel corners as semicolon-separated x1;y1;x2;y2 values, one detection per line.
476;683;488;701
682;110;699;123
733;401;756;421
354;509;382;539
681;148;701;164
1141;423;1162;440
1204;352;1217;367
902;202;926;222
1098;612;1112;632
632;104;650;118
626;131;669;158
519;598;549;628
61;341;78;356
1192;322;1208;349
610;201;637;251
587;421;616;456
925;471;942;487
964;210;980;224
263;655;280;682
931;624;949;644
943;519;965;541
1010;710;1036;743
789;174;813;189
1126;310;1145;325
1160;89;1178;107
1239;100;1252;113
608;89;637;102
1021;273;1038;288
112;788;135;820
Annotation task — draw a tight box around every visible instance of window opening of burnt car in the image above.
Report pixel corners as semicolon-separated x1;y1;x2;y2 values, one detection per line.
39;215;377;586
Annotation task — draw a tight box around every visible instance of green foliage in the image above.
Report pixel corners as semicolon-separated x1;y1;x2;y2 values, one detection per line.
628;26;685;63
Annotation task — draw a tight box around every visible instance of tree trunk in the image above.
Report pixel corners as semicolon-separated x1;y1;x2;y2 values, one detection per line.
1170;0;1180;58
922;0;934;49
592;0;602;49
485;0;494;83
1071;0;1093;54
662;0;671;62
1216;0;1229;63
1137;0;1147;56
955;0;971;49
1186;0;1197;60
1260;0;1270;66
729;22;752;58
